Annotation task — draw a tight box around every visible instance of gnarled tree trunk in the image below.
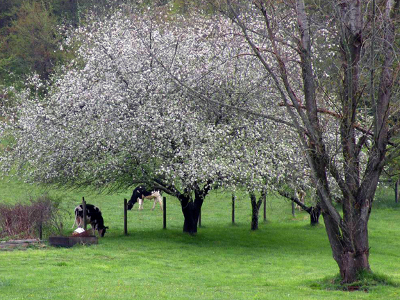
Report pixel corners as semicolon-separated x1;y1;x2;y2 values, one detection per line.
154;180;212;235
250;190;266;230
180;181;212;235
181;196;200;235
306;206;321;226
322;207;371;283
250;193;261;230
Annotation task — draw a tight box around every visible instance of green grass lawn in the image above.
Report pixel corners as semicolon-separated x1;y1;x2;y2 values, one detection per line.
0;179;399;299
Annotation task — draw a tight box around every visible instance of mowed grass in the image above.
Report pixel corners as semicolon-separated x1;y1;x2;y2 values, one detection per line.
0;179;399;299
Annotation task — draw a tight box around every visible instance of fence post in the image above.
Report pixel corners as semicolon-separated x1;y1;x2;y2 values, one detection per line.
82;197;87;230
124;198;128;235
38;221;43;240
263;194;267;222
163;197;166;229
232;193;235;224
291;201;295;217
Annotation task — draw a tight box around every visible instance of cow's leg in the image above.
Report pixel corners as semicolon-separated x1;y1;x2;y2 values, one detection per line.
72;208;81;228
151;198;157;210
72;216;77;229
138;198;143;210
158;196;163;211
76;216;83;228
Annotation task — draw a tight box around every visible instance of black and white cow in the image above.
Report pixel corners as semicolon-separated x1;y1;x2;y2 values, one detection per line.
72;204;109;237
127;186;163;211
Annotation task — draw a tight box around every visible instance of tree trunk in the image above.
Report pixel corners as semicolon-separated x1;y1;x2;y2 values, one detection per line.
181;197;199;235
323;209;371;283
250;192;263;230
180;181;211;235
339;249;370;284
305;205;321;226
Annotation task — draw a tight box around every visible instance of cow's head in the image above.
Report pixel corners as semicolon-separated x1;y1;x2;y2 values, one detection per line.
98;226;109;237
127;197;138;210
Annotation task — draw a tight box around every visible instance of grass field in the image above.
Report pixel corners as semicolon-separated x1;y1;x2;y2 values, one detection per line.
0;179;399;299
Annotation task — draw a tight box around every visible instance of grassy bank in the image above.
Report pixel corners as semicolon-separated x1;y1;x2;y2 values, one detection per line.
0;179;399;299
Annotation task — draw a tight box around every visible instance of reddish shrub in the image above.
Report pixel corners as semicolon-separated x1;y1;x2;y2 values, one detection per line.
0;194;64;239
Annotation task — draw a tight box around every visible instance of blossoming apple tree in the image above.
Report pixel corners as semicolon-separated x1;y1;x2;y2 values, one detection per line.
1;10;304;234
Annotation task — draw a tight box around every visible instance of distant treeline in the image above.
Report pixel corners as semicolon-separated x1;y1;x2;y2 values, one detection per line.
0;0;209;87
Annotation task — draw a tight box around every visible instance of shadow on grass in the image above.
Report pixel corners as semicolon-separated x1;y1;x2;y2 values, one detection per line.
109;221;328;256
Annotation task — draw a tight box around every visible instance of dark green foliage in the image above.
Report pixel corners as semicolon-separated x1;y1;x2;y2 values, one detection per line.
0;0;24;31
0;2;65;83
0;0;209;87
0;0;80;87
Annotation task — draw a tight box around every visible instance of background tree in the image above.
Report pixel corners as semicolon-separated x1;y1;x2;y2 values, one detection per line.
0;0;139;87
0;2;67;84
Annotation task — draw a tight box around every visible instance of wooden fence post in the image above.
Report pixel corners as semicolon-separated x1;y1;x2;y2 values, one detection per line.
291;201;295;217
38;221;43;240
38;208;43;240
82;197;87;230
232;193;236;224
124;198;128;235
163;197;166;229
263;194;267;222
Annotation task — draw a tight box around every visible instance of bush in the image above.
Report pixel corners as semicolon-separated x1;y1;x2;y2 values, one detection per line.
0;194;64;240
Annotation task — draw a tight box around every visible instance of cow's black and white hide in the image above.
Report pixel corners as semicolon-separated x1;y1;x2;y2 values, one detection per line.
127;186;163;211
72;204;109;237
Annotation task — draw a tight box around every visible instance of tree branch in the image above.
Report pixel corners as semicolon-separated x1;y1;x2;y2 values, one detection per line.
278;102;374;136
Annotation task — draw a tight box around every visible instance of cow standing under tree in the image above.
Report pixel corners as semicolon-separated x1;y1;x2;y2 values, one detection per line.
127;186;163;211
72;204;109;237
